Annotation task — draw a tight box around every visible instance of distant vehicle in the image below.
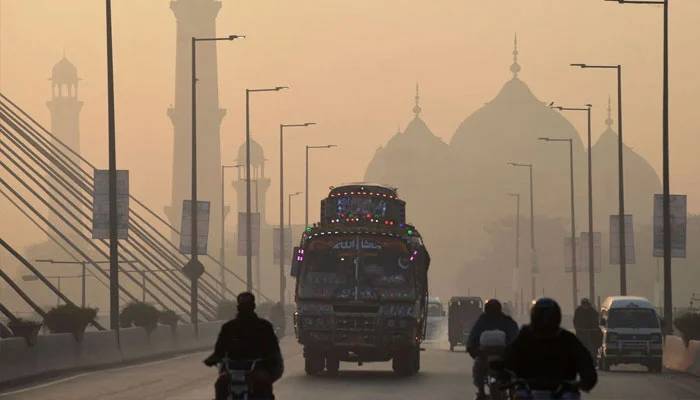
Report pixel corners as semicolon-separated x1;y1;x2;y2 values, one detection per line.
426;297;446;340
291;183;430;376
598;296;663;372
448;296;483;351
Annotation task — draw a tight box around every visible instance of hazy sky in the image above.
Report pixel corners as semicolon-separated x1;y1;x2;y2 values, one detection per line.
2;0;699;251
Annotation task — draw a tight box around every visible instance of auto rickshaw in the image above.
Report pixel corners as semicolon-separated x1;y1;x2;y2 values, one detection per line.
448;296;483;351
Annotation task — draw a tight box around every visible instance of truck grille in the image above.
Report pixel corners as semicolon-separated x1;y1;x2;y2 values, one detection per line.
336;316;376;331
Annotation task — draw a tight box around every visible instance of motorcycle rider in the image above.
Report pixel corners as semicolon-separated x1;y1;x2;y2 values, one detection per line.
573;298;600;356
504;298;597;394
467;298;519;400
204;292;284;400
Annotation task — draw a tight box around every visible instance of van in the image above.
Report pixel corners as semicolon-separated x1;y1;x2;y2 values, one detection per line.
598;296;663;372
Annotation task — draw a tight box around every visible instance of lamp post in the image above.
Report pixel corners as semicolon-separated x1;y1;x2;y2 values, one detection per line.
279;123;315;305
507;193;520;311
603;0;674;336
35;259;137;307
552;103;595;302
284;191;302;303
539;137;578;310
186;35;244;336
305;145;337;227
220;163;243;300
571;62;627;295
507;162;537;301
245;87;288;292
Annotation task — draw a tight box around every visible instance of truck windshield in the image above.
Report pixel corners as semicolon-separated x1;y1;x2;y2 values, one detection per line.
299;245;415;299
608;308;659;329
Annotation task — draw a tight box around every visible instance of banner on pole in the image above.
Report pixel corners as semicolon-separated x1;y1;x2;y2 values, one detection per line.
272;227;293;264
563;237;579;273
610;215;636;265
580;232;602;273
237;212;260;256
92;169;129;239
653;194;687;258
179;200;211;255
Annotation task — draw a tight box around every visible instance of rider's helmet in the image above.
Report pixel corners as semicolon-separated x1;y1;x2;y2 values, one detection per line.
530;297;561;337
237;291;256;313
484;298;502;316
580;298;591;306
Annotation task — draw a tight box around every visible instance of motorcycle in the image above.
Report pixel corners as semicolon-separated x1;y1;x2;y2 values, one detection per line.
500;375;581;400
216;357;264;400
479;330;509;400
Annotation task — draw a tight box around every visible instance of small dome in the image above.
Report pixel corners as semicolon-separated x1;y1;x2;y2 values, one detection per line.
236;138;265;167
51;57;78;84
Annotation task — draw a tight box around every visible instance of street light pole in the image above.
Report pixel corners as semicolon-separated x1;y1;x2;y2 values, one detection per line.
604;0;673;335
507;193;520;310
285;191;302;303
279;124;315;305
187;35;243;336
552;103;595;302
508;162;537;301
244;87;288;292
539;137;577;310
571;62;627;295
305;145;337;228
220;164;243;300
104;0;119;333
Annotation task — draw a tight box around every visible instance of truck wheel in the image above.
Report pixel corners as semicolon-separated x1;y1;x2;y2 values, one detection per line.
393;346;419;376
648;360;663;373
304;352;324;376
325;355;340;376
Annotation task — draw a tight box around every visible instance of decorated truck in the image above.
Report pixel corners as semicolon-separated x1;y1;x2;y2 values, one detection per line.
290;183;430;376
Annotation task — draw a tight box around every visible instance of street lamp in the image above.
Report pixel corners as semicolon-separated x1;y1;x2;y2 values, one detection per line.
570;62;628;295
552;103;596;302
186;34;244;336
538;137;578;310
284;191;302;304
305;145;337;227
245;86;288;292
280;123;315;306
507;162;537;301
507;193;520;313
603;0;674;336
220;163;243;300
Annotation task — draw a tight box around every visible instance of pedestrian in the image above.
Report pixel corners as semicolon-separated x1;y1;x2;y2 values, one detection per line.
573;298;600;356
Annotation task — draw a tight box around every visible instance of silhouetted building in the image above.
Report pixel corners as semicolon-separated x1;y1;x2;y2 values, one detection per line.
592;97;661;230
364;84;450;253
47;57;82;164
165;0;226;255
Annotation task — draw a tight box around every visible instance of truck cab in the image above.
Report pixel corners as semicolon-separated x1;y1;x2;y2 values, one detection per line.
598;296;663;372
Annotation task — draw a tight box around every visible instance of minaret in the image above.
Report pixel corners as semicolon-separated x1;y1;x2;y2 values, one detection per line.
510;33;521;79
46;57;83;236
166;0;226;249
47;57;82;164
606;95;614;128
413;83;422;118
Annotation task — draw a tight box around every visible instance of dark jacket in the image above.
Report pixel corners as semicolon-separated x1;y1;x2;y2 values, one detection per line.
467;313;520;358
208;311;284;382
504;325;598;392
573;305;599;332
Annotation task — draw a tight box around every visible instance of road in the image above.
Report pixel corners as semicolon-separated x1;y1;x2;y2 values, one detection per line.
1;338;700;400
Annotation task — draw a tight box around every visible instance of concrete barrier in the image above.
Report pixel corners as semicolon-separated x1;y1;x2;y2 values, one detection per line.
663;335;689;371
0;320;224;386
686;340;700;376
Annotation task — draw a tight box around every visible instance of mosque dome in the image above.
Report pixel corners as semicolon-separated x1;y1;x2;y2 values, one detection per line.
51;57;78;85
236;138;265;168
448;36;587;224
592;98;661;226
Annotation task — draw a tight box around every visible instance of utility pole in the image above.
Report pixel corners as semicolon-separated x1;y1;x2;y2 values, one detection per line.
552;103;595;301
539;137;577;310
